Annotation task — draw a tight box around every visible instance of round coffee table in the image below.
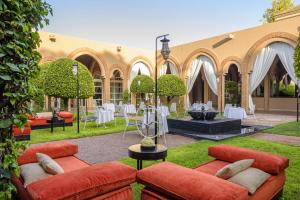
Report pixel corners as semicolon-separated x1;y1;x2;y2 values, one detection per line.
128;144;168;170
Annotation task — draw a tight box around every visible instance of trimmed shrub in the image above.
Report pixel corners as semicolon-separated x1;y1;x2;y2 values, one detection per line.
123;89;130;103
44;58;95;99
157;74;186;103
130;75;154;94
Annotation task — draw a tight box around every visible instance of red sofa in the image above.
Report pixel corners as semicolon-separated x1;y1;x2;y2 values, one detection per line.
137;145;289;200
27;111;74;130
13;141;137;200
13;125;31;141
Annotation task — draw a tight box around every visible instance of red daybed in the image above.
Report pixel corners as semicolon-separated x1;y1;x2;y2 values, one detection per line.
13;141;137;200
137;144;289;200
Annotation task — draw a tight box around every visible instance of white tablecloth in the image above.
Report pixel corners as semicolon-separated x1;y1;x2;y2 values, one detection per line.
224;107;247;119
123;104;137;114
156;106;170;116
95;109;114;124
103;103;115;113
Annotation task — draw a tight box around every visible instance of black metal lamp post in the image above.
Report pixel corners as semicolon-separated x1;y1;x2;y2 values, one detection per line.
155;34;170;144
72;63;80;133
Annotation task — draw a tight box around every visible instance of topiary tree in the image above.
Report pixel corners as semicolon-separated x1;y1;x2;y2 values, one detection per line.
29;61;52;112
44;58;95;109
0;0;52;198
123;89;130;104
130;75;154;94
157;74;186;104
294;33;300;80
225;81;239;105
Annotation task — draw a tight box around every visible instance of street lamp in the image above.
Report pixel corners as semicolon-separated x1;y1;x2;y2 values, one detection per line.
155;34;170;144
72;63;80;133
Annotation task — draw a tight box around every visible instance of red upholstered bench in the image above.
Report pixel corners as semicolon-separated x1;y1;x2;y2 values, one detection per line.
137;145;289;200
13;141;137;200
57;111;74;125
13;125;31;141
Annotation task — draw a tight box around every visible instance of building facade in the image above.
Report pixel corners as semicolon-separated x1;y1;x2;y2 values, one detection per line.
39;6;300;112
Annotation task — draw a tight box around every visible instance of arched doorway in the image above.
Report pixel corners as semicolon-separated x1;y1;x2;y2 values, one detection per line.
74;54;104;107
159;61;178;76
110;70;123;105
186;56;218;108
225;64;241;106
250;42;297;112
129;61;151;105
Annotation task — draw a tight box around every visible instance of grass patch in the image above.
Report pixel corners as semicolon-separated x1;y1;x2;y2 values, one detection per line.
30;118;136;144
122;137;300;200
263;121;300;137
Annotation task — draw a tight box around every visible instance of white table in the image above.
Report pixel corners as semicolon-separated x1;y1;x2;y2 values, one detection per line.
224;107;247;120
142;112;169;135
156;106;170;116
123;104;137;114
95;109;114;127
103;103;115;113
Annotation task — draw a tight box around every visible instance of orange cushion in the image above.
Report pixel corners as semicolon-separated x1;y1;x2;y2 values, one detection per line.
249;172;285;200
26;161;137;200
54;156;89;172
29;118;48;126
194;160;230;175
137;162;248;200
27;114;35;120
17;141;78;165
208;145;289;175
13;127;31;136
58;111;73;118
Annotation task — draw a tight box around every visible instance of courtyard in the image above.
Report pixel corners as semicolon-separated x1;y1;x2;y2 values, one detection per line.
1;0;300;200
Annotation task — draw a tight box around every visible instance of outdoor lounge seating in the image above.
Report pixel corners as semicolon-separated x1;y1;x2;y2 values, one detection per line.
27;111;73;130
13;141;137;200
13;125;31;141
137;144;289;200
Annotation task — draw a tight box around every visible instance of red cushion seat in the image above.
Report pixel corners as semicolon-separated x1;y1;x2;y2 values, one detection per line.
54;156;89;172
57;111;73;118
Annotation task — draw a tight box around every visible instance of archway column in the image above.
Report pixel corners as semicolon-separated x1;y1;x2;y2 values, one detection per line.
103;77;109;104
241;72;250;111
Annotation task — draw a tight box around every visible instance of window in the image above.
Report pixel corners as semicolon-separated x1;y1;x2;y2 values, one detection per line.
253;81;264;97
110;70;123;104
94;73;103;106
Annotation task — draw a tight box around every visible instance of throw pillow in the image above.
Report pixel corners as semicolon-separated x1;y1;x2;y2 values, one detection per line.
228;167;271;194
20;163;51;187
216;159;254;179
36;153;64;175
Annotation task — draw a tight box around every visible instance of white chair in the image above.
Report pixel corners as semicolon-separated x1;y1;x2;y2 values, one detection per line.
80;106;97;129
122;112;141;138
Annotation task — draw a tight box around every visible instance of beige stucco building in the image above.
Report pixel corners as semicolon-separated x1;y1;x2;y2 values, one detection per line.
39;5;300;112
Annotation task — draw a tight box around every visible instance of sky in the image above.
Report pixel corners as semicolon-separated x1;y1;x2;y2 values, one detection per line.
42;0;300;50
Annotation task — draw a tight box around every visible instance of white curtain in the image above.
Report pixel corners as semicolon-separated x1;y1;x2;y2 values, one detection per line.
203;57;218;95
128;62;150;89
185;56;218;108
249;42;296;112
159;62;178;76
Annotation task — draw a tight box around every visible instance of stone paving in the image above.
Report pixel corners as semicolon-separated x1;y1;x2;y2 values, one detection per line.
251;133;300;147
70;132;196;164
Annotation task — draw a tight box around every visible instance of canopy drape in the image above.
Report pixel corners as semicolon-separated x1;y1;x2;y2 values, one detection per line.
249;42;296;112
159;62;178;76
185;56;218;108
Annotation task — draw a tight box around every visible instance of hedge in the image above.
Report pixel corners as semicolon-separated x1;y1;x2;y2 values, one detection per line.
130;75;154;94
44;58;95;99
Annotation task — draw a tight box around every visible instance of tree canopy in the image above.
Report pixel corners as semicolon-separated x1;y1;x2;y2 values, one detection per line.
44;58;95;99
262;0;295;23
130;75;154;94
157;74;186;102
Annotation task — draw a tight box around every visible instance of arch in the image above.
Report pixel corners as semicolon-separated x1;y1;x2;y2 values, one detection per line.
68;47;107;78
109;64;125;79
183;48;220;78
127;56;154;77
244;32;297;74
157;55;181;75
221;56;242;74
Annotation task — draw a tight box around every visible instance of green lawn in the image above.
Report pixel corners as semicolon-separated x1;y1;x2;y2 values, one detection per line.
121;137;300;200
30;118;136;144
263;121;300;137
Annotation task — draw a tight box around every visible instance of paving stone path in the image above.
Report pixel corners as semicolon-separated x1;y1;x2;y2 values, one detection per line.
70;132;196;164
251;133;300;147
